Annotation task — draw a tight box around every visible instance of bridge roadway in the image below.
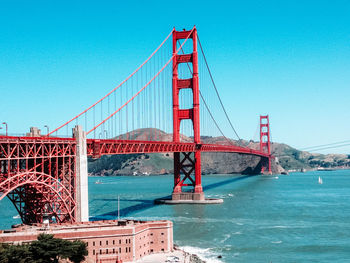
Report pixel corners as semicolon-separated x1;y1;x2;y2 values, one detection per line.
87;138;270;158
0;135;270;159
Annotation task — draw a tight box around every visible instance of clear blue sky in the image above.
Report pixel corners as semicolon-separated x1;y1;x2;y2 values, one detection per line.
1;0;349;153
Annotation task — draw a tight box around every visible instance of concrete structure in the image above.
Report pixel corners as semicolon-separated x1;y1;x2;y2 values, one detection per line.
26;127;41;137
73;125;89;222
155;197;223;204
0;219;173;263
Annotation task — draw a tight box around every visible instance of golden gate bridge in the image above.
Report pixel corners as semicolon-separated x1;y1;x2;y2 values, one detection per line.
0;27;272;225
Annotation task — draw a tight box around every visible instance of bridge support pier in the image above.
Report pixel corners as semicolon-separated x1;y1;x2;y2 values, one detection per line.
260;157;272;175
73;125;89;222
172;152;204;201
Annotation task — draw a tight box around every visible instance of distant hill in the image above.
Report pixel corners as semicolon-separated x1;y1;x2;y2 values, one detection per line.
271;143;350;171
88;128;350;176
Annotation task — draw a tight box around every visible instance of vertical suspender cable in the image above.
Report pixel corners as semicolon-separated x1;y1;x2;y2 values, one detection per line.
197;35;241;142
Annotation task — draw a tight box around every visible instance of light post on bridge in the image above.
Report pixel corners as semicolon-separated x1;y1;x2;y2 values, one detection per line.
44;125;49;136
99;130;108;139
2;122;7;136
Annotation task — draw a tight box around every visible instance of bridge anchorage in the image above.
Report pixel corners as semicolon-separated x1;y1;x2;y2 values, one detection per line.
0;26;273;224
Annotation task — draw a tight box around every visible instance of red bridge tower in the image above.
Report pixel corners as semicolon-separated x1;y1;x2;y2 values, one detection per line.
260;115;272;174
172;27;204;201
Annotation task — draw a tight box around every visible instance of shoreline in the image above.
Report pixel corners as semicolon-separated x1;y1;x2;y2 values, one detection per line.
89;172;260;177
135;246;207;263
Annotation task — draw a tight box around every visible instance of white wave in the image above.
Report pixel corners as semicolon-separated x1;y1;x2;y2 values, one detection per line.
220;234;231;243
207;193;235;198
181;246;224;263
213;194;225;198
262;176;279;179
128;215;248;227
220;232;241;244
270;225;289;229
271;240;283;244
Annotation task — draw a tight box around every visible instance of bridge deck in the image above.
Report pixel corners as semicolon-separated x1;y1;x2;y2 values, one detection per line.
0;136;269;159
86;139;269;158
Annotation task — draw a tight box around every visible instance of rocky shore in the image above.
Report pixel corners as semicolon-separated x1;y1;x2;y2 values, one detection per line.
136;246;206;263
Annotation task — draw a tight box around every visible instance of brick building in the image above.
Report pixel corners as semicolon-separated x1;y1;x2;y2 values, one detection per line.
0;219;173;263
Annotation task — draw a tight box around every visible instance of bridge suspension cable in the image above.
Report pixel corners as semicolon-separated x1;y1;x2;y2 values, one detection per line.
197;35;242;142
48;28;175;137
87;28;194;135
49;27;260;150
273;140;350;157
297;140;350;153
306;143;350;152
177;43;235;146
299;140;350;151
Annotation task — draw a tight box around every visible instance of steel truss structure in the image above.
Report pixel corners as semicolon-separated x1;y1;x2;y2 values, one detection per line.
0;136;76;224
86;140;271;157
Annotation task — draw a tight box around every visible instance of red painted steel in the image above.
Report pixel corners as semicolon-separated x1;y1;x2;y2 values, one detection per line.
0;136;77;224
172;27;203;196
85;28;194;136
260;115;272;173
48;29;175;137
85;139;271;157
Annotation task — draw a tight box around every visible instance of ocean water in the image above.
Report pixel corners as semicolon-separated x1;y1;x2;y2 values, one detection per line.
1;170;350;262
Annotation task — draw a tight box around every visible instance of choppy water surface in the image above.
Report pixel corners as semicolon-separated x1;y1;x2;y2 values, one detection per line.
1;170;350;262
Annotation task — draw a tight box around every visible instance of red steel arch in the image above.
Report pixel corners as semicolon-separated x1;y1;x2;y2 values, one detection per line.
1;171;76;223
0;135;77;224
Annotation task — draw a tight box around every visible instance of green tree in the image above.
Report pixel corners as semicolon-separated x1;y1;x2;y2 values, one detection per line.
0;243;34;263
1;234;87;263
29;234;65;263
29;234;87;263
67;240;88;263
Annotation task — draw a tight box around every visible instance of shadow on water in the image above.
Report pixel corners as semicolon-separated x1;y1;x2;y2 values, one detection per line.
89;198;171;220
203;174;258;191
90;175;256;220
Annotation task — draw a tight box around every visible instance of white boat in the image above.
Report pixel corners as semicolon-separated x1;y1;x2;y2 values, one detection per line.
95;180;102;184
318;176;323;184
